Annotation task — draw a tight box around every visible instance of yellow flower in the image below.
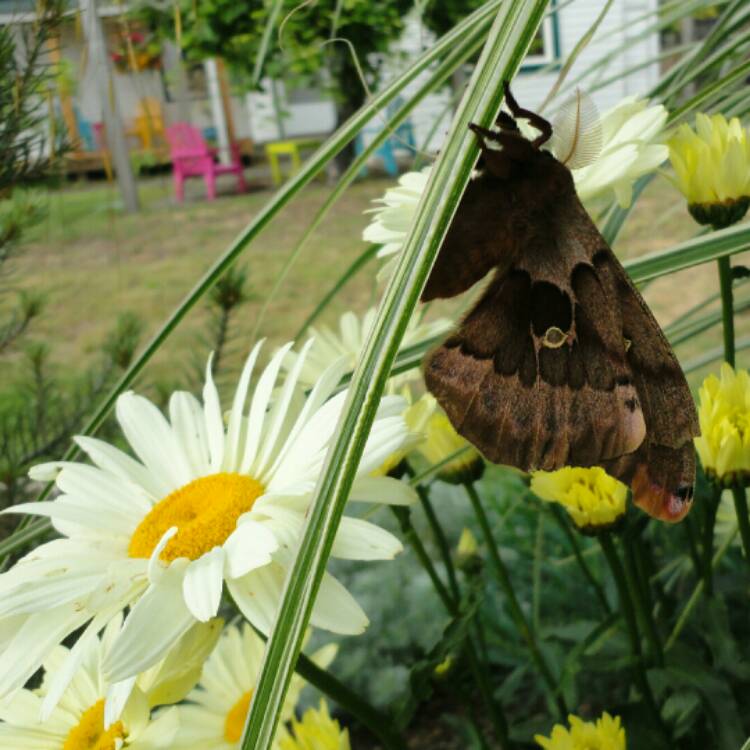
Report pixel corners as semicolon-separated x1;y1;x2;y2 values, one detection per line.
416;396;484;484
535;712;626;750
530;467;628;531
694;363;750;485
375;389;436;476
279;700;351;750
668;113;750;227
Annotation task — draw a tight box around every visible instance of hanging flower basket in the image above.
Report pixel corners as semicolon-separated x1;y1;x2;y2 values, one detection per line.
111;29;162;73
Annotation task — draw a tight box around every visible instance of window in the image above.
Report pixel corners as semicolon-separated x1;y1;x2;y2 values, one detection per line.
522;10;560;68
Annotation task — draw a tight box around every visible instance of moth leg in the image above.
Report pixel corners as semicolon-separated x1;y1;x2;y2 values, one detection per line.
496;111;519;133
502;81;552;147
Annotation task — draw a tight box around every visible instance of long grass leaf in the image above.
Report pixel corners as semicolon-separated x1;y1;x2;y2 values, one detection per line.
240;3;551;749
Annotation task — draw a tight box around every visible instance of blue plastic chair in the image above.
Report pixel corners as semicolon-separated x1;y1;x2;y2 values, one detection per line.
74;107;96;151
355;98;417;177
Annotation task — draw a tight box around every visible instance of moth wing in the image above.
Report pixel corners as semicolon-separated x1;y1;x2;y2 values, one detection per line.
596;252;699;521
424;255;647;472
422;174;519;302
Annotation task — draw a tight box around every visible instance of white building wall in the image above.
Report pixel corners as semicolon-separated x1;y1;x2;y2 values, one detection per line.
252;0;661;151
23;0;662;151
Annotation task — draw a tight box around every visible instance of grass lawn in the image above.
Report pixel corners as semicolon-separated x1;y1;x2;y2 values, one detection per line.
1;168;738;398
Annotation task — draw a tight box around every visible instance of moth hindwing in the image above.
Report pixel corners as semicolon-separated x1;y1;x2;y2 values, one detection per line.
422;84;699;522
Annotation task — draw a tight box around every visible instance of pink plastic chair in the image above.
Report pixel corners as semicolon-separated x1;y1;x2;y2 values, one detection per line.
165;123;246;201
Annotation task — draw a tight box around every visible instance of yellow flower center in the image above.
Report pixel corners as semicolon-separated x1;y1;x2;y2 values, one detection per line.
128;473;265;562
62;699;125;750
224;689;253;743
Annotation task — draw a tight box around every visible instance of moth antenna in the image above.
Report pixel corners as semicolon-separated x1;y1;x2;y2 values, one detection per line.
550;89;603;169
502;81;552;147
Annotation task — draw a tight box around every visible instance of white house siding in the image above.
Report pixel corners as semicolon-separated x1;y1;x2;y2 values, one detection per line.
243;0;661;145
3;0;661;151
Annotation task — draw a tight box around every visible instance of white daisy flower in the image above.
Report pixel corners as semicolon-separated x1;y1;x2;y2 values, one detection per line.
362;168;431;258
170;622;336;749
0;341;417;706
285;306;452;391
0;613;216;749
363;97;667;274
571;96;668;211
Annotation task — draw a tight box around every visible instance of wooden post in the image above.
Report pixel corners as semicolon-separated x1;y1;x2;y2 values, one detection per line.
216;58;236;146
46;35;79;147
162;40;190;123
204;57;230;164
79;0;139;212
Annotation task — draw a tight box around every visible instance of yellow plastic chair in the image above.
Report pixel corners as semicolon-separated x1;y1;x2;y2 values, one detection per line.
265;138;321;185
265;140;302;186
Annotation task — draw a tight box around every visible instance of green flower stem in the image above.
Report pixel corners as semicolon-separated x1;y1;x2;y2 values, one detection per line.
622;533;664;668
731;484;750;569
666;526;739;650
464;482;566;716
391;507;455;611
415;483;461;602
391;505;510;748
464;638;511;749
717;255;735;366
550;505;611;615
702;484;722;595
683;514;703;578
599;534;666;738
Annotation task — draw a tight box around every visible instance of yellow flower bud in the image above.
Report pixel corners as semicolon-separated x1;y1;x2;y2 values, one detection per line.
530;467;628;532
416;399;484;484
279;699;351;750
535;712;626;749
668;113;750;228
694;363;750;486
457;527;479;559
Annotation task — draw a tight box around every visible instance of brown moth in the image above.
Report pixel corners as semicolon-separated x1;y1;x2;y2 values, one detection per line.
422;84;699;522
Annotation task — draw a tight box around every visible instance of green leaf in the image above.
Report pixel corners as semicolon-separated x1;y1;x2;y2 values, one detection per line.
240;3;551;748
625;222;750;284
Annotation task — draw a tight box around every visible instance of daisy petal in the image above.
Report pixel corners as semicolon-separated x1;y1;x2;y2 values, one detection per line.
182;547;225;622
74;435;161;501
0;606;89;700
227;563;287;635
105;562;194;682
169;392;210;478
240;343;293;474
116;392;192;492
256;339;313;478
332;517;403;560
349;476;417;505
310;572;369;635
224;521;278;579
105;676;137;727
224;341;263;472
202;355;225;472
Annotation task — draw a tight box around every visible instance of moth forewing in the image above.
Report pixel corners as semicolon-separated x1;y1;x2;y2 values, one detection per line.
422;85;699;523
